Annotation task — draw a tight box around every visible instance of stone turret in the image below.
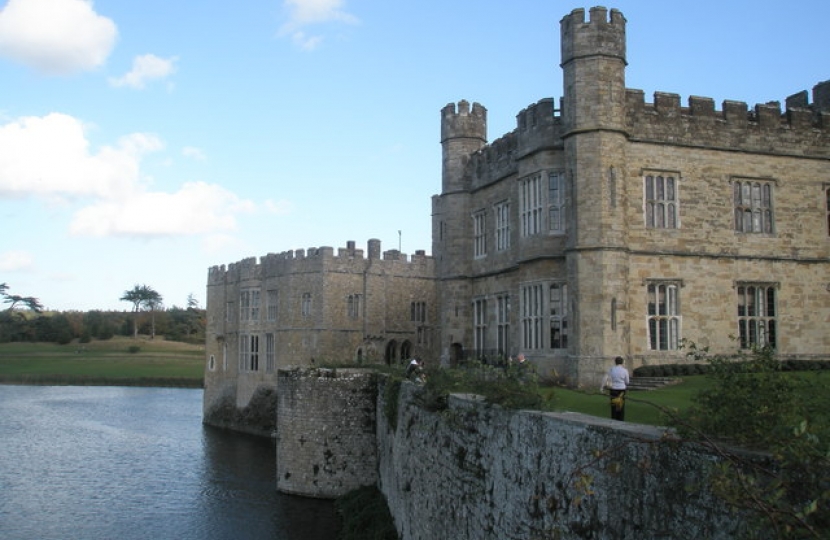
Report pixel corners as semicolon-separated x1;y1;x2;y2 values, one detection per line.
440;100;487;194
560;6;627;135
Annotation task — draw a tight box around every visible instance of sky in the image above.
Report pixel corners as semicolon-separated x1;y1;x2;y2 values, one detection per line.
1;0;828;312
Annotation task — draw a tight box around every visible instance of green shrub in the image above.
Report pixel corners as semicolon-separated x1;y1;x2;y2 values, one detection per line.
674;344;830;538
128;345;140;353
414;363;543;412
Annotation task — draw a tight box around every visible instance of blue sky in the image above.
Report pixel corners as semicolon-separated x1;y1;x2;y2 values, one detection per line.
1;0;828;312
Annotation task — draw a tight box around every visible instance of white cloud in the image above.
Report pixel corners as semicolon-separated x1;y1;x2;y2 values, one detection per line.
0;112;260;240
0;250;34;272
109;54;178;89
0;0;117;75
0;113;161;200
278;0;358;50
69;181;256;238
182;146;206;161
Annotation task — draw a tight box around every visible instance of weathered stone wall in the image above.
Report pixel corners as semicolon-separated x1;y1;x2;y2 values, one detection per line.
203;239;437;433
431;5;830;387
276;368;378;498
377;379;760;540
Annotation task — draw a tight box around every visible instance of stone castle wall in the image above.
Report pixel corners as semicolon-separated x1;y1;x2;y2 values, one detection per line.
203;239;438;428
431;5;830;386
275;368;378;498
270;370;762;537
376;380;760;540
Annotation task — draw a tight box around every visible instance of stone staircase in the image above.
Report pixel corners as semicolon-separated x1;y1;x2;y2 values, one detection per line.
627;376;679;391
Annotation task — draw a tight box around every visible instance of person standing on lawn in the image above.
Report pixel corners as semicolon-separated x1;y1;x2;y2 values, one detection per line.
601;356;630;421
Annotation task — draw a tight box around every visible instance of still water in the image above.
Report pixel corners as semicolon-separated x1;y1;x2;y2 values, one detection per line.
0;385;340;540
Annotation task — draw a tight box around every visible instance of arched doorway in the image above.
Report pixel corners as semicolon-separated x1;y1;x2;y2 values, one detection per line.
450;343;464;366
400;340;412;362
385;340;398;365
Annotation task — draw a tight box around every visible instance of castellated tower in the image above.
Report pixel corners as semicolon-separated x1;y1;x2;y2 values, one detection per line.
440;100;487;194
432;101;487;364
561;7;631;378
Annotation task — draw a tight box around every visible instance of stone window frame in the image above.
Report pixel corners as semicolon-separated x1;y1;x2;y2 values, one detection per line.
266;289;278;322
645;279;682;351
239;287;260;322
301;293;312;317
410;301;426;323
473;297;487;352
548;282;568;350
548;170;567;235
496;293;510;356
519;173;544;237
735;281;778;350
472;209;487;258
265;333;275;373
347;294;361;319
643;169;680;229
521;283;543;350
520;280;568;352
732;177;775;234
494;200;511;251
238;333;260;372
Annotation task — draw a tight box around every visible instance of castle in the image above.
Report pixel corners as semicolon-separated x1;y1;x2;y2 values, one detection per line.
204;6;830;430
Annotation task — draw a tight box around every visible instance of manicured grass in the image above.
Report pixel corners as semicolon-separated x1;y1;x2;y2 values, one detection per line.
542;376;709;426
541;372;830;427
0;337;205;386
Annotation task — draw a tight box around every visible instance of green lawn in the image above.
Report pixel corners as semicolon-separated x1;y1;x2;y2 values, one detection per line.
0;337;205;386
542;376;709;426
542;372;830;427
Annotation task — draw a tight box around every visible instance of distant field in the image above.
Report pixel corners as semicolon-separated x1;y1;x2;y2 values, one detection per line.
0;336;205;387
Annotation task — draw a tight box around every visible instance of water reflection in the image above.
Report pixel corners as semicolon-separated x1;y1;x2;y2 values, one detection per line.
0;386;340;540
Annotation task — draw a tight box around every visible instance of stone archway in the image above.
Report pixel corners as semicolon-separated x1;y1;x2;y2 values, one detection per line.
450;342;464;366
385;340;398;365
400;340;412;362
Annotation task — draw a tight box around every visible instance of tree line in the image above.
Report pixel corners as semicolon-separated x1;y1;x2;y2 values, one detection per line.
0;282;205;345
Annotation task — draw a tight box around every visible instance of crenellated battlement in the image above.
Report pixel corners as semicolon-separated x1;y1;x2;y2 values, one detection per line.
463;98;565;188
560;6;626;67
626;81;830;157
207;239;434;285
441;100;487;143
446;79;830;192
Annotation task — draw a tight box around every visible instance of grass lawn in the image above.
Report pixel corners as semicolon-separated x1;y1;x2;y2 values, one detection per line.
0;336;205;386
541;376;710;426
541;371;830;427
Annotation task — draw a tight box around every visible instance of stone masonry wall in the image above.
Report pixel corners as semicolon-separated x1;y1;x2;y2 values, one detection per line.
377;379;761;540
276;368;378;498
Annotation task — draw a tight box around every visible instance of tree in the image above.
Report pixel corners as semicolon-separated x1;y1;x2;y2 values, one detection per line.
673;343;829;539
142;286;163;339
1;282;43;313
120;284;163;339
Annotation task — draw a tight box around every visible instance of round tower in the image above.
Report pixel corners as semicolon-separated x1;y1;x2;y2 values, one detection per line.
433;100;486;366
559;7;631;385
440;100;487;194
560;6;627;134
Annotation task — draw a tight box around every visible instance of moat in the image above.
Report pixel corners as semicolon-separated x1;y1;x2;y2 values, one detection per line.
0;385;339;540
